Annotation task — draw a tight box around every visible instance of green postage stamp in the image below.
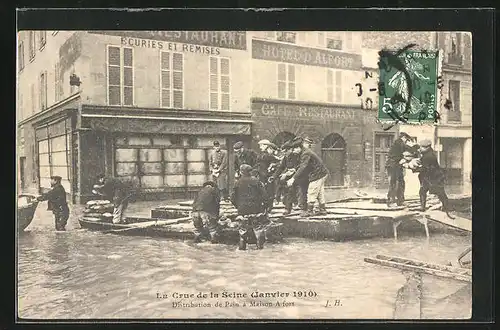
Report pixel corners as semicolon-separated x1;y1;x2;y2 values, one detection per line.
378;48;443;123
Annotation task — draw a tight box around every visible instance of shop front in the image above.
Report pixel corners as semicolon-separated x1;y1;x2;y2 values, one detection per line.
251;98;398;188
76;106;252;203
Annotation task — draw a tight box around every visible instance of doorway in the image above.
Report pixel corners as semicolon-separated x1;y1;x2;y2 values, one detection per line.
321;133;346;186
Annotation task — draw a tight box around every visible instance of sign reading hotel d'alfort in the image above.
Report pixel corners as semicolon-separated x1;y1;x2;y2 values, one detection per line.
252;39;362;71
90;31;247;50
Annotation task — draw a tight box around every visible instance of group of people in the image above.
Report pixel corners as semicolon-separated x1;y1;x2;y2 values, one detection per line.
193;137;330;250
385;132;452;215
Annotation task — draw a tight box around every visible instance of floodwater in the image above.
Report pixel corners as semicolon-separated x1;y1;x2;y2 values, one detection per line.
17;203;472;320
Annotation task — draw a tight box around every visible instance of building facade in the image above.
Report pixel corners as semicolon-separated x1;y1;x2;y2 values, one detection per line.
250;31;398;188
17;31;253;203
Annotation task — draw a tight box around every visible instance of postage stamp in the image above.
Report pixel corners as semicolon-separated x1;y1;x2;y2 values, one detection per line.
378;48;443;124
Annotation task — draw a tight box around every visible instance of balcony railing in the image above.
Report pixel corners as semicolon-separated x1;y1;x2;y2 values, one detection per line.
446;54;464;66
447;110;462;123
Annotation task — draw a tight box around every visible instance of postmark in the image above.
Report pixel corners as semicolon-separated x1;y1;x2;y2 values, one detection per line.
377;46;443;125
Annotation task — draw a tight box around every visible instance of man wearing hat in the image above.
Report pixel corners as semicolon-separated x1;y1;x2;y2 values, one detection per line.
272;140;301;215
288;139;329;217
93;174;131;224
416;139;452;214
257;139;281;212
191;180;221;243
233;141;258;180
209;141;229;201
231;164;270;250
385;132;413;207
36;176;70;231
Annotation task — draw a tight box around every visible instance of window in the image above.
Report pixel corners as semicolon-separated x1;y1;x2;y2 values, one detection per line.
160;52;184;108
28;31;35;60
276;32;296;44
327;69;342;103
209;57;231;110
448;80;460;111
39;31;46;49
448;33;463;65
18;41;24;71
40;71;47;110
107;46;134;106
277;63;295;100
54;63;63;102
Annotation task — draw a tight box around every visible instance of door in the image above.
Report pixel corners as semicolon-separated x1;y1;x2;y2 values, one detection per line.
373;133;395;188
19;157;26;190
321;133;346;186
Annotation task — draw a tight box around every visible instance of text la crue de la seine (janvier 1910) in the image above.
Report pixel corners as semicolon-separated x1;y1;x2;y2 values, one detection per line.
154;290;342;309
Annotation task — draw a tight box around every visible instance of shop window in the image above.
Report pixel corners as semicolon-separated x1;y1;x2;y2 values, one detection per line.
39;31;46;49
209;57;231;111
28;31;35;61
18;41;24;72
160;51;184;108
276;32;296;44
107;45;134;106
327;69;342;103
39;71;47;110
278;63;295;100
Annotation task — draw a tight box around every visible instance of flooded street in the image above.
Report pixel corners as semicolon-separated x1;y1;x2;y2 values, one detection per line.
18;201;471;320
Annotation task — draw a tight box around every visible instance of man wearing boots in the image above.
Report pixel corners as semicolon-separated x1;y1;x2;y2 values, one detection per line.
209;141;229;202
233;141;258;180
36;176;70;231
231;164;270;250
191;181;221;243
287;140;329;217
415;139;452;213
257;139;281;213
386;132;412;207
272;140;300;216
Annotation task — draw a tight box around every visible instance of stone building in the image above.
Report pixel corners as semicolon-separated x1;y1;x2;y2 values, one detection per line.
17;31;253;203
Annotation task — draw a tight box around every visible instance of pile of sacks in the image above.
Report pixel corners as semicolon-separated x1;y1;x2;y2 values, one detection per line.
83;200;114;222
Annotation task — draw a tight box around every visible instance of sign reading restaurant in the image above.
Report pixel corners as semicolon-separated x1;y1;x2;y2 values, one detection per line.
90;31;247;50
252;39;362;70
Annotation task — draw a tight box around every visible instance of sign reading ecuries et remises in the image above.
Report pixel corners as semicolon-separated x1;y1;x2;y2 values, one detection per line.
90;31;247;50
252;39;362;71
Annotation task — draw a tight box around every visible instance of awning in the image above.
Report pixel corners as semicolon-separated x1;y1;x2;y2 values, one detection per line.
81;114;252;135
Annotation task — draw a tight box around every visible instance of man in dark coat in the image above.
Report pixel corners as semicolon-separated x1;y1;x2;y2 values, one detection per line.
386;132;412;206
288;140;329;216
272;140;300;215
416;139;452;214
257;139;281;212
192;181;221;243
233;141;258;179
37;176;70;231
209;141;229;201
93;174;131;224
231;164;270;250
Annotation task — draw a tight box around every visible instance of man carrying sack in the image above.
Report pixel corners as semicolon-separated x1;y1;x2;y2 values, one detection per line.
93;174;131;224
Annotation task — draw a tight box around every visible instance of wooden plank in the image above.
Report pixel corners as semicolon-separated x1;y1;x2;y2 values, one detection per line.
327;202;406;211
424;210;472;232
364;257;472;283
375;255;472;276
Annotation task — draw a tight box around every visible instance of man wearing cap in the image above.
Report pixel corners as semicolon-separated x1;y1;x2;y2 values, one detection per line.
272;140;301;215
93;174;131;224
233;141;258;180
303;137;314;149
288;139;329;217
231;164;270;250
191;181;221;243
257;139;281;212
209;141;229;201
36;176;70;231
386;132;412;207
415;139;452;214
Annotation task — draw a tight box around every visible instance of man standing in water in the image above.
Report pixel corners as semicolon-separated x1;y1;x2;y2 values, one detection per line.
191;181;221;243
386;132;412;207
93;174;131;224
416;139;453;216
37;176;70;231
231;164;270;250
209;141;229;202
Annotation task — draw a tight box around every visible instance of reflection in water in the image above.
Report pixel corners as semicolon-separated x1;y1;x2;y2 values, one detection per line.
18;228;471;319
